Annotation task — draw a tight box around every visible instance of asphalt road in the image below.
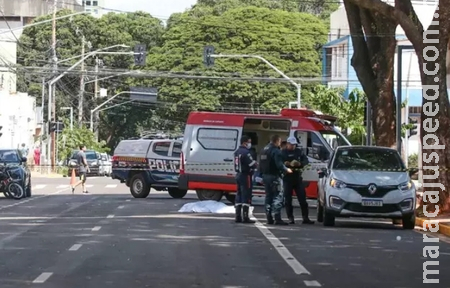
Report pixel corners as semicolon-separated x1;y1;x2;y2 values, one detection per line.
0;175;447;288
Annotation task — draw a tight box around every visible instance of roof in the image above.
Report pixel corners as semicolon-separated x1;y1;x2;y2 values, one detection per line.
337;145;398;151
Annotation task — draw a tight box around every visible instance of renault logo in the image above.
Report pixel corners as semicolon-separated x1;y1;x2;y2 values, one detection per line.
368;184;377;194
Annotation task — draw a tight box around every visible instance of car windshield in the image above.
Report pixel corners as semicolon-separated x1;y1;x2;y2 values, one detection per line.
320;130;350;150
332;147;405;171
0;150;20;162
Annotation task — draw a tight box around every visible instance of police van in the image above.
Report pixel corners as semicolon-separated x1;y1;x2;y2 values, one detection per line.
111;138;187;198
178;109;351;202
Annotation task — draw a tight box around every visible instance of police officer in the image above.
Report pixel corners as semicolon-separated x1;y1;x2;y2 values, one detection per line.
259;135;292;225
282;137;314;224
234;135;257;223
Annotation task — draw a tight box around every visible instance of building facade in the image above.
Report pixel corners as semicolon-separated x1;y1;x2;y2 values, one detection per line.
81;0;107;17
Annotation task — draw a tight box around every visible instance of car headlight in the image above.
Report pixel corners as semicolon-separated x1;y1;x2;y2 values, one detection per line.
398;181;413;191
330;178;346;189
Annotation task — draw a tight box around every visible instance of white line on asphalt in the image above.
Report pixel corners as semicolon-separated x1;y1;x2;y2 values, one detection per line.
85;184;94;188
304;280;321;287
106;214;115;218
0;187;70;211
68;244;82;251
33;184;47;189
56;184;70;188
92;226;101;231
254;221;310;275
126;199;131;202
32;272;53;283
105;184;117;188
118;205;124;209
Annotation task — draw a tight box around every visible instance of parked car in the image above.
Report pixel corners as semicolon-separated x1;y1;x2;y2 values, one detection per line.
67;150;102;176
317;146;416;229
0;149;31;198
99;153;112;177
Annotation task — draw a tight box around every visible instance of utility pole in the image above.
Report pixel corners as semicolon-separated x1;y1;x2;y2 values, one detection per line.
78;35;85;125
50;0;58;171
94;57;99;140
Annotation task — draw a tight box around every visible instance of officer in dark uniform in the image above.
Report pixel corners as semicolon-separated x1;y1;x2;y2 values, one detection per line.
259;135;292;225
234;135;257;223
282;137;314;224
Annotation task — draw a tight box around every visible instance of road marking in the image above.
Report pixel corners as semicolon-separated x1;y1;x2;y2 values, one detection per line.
126;199;131;202
33;184;46;189
32;272;53;283
92;226;101;231
118;205;124;209
105;184;117;188
304;280;321;287
85;184;94;188
106;214;115;218
56;184;70;188
0;187;70;211
254;221;310;275
68;244;82;251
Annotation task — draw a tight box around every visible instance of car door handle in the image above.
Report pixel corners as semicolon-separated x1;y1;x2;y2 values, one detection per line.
223;158;233;162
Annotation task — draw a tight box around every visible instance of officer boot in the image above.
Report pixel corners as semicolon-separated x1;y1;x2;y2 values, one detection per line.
300;203;314;224
235;205;242;223
242;205;255;224
274;213;289;225
266;209;274;225
286;205;295;224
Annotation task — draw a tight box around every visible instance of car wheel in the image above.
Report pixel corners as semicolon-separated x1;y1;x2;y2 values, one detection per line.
196;190;223;201
317;198;324;223
129;174;150;198
224;193;235;204
168;188;188;199
402;214;416;230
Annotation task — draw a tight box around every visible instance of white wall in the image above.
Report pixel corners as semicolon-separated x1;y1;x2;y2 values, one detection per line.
0;31;18;93
0;92;37;150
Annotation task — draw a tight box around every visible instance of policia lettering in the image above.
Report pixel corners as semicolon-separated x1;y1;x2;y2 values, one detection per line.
282;137;314;224
148;159;180;173
234;135;257;223
259;135;293;225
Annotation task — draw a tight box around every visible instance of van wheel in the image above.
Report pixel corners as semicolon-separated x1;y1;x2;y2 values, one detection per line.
168;188;188;199
130;174;150;198
402;214;416;230
224;193;235;204
196;190;223;201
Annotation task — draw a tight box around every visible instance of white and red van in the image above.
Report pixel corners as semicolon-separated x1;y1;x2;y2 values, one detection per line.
178;109;351;202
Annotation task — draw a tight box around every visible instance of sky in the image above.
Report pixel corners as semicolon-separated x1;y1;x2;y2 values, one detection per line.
103;0;198;20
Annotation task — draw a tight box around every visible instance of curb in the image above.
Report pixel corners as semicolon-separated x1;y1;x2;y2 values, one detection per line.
416;217;450;237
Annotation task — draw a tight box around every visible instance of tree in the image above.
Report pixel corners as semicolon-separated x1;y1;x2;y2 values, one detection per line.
342;1;397;148
146;6;328;123
346;0;450;213
56;119;109;162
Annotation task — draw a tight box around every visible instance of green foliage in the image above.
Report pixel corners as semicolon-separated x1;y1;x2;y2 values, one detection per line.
304;87;366;142
56;119;109;161
408;153;418;168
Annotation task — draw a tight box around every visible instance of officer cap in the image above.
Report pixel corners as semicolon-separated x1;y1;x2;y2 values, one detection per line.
286;136;298;145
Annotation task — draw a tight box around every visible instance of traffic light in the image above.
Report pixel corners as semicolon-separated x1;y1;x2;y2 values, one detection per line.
0;125;2;138
134;44;146;66
49;122;57;133
408;117;418;138
203;45;215;67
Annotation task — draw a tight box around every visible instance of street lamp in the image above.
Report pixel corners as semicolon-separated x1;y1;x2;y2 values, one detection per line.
90;91;157;131
60;107;73;130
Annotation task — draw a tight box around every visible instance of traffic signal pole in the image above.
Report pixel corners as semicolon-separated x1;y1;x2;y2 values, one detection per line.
203;46;302;108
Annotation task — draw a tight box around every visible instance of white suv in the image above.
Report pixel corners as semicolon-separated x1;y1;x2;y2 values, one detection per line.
316;146;416;229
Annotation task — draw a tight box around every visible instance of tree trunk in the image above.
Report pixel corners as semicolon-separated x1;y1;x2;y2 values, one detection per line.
343;1;397;147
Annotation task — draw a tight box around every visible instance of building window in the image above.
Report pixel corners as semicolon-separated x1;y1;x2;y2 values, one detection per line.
86;1;91;5
94;9;98;14
93;1;98;6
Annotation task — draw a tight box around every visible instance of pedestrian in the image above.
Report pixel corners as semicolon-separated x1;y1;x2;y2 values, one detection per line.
234;135;258;223
259;135;292;225
33;145;41;169
282;137;314;224
280;141;287;150
71;144;90;194
20;143;28;158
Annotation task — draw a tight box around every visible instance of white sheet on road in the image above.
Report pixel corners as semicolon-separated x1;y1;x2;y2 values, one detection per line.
178;200;254;216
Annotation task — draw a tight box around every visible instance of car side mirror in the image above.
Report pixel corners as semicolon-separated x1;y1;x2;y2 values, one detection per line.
409;168;419;177
21;157;27;163
318;168;327;178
